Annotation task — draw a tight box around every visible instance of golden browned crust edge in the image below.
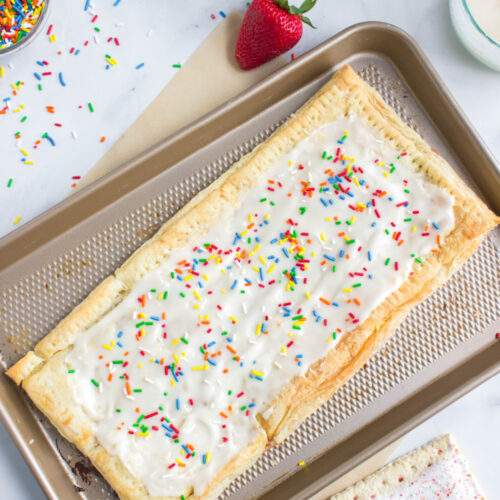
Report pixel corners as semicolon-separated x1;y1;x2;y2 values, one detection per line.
6;65;498;498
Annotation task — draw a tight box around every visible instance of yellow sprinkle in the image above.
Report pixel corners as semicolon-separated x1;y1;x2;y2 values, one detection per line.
255;323;262;336
193;290;202;301
172;338;180;346
137;312;145;318
49;34;57;43
350;216;357;223
267;264;276;274
259;255;266;265
247;213;253;222
343;288;352;293
264;213;271;220
205;452;212;463
184;274;193;281
20;148;29;157
176;459;186;467
23;161;34;165
170;379;175;386
411;225;417;233
191;364;208;371
192;303;200;310
298;460;306;468
13;215;22;225
173;354;180;364
138;431;149;438
319;232;326;242
202;274;209;281
280;345;287;354
137;362;143;368
0;66;5;78
305;291;311;300
356;202;366;209
324;216;332;222
310;250;316;257
252;265;259;273
353;177;360;187
383;171;389;177
102;344;113;351
251;369;264;377
241;229;248;236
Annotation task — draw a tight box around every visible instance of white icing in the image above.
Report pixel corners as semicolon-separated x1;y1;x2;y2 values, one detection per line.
65;115;454;496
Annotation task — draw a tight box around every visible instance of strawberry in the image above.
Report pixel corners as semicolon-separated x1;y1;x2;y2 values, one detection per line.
235;0;317;70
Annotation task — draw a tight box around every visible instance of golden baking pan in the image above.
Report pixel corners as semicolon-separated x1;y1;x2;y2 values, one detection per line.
0;22;498;500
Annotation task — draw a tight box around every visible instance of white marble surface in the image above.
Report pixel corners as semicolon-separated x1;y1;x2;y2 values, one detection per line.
1;0;499;498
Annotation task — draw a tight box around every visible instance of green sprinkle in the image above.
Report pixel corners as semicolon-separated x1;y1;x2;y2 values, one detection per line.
115;408;122;413
87;102;94;113
240;405;247;411
331;265;336;272
415;257;423;264
163;291;168;300
91;378;99;387
94;26;100;32
292;325;301;330
67;369;75;374
112;360;123;365
332;332;337;340
384;229;390;235
172;63;182;69
135;321;145;328
133;388;143;393
299;207;306;215
384;258;390;266
179;292;186;298
345;239;355;245
403;188;410;194
221;331;228;336
260;197;267;203
7;178;13;188
20;115;27;123
180;337;189;344
352;283;362;288
37;83;42;91
404;217;412;222
335;220;342;225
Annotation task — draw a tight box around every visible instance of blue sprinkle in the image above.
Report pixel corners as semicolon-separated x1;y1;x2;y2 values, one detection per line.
150;315;160;321
331;301;340;307
338;249;345;258
259;267;264;281
219;10;226;18
113;0;121;5
175;398;180;410
36;60;45;67
84;0;91;10
282;248;290;258
135;62;145;70
367;251;373;261
323;254;336;262
230;279;238;290
432;222;440;230
33;72;41;80
58;72;66;87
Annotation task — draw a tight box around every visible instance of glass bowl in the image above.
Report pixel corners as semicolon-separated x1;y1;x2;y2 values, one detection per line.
0;0;50;57
450;0;500;71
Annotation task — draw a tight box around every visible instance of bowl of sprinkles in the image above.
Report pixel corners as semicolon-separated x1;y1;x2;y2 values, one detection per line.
0;0;49;56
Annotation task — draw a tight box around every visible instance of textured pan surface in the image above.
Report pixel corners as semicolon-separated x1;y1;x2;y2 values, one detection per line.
0;61;498;499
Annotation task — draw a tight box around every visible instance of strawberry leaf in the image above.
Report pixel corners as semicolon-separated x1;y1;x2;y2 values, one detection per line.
300;14;316;28
298;0;317;14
